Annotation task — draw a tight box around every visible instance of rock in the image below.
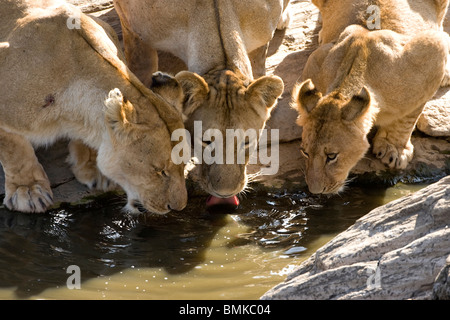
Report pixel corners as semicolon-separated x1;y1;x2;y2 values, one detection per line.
417;87;450;137
68;0;113;13
261;175;450;300
247;140;307;192
432;256;450;300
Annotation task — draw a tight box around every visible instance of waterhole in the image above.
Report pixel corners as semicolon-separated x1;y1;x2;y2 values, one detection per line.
0;183;426;299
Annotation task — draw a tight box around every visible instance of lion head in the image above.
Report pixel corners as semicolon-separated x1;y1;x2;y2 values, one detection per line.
292;79;375;194
98;79;188;214
175;69;284;198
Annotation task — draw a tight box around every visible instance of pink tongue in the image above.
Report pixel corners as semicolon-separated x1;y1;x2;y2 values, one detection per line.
206;195;240;208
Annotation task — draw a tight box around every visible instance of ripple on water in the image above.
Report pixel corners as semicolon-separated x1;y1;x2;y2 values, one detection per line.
0;183;426;299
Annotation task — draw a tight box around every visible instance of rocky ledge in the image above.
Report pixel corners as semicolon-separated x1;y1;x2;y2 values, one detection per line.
261;175;450;300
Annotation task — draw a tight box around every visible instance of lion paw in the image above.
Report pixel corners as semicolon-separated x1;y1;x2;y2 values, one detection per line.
440;54;450;87
71;162;117;191
372;138;414;169
4;183;53;213
86;172;117;192
68;140;117;192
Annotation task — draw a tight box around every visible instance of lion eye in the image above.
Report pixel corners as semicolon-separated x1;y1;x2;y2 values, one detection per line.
300;149;309;159
326;153;338;163
155;168;168;177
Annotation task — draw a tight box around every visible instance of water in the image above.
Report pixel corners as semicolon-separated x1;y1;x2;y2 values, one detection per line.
0;183;426;299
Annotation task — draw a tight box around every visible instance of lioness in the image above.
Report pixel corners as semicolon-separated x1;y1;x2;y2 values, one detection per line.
0;0;188;214
114;0;288;205
292;0;449;194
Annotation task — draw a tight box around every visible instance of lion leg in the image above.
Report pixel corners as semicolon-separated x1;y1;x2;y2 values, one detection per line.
121;23;159;87
277;2;291;30
437;0;450;30
440;51;450;87
441;62;450;86
249;43;269;78
0;128;53;213
67;140;116;191
439;32;450;87
372;106;424;169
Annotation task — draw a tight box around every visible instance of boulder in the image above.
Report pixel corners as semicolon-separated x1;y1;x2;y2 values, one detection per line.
433;257;450;300
261;175;450;300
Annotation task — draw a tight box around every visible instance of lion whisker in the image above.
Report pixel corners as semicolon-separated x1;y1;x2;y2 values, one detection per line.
247;171;263;183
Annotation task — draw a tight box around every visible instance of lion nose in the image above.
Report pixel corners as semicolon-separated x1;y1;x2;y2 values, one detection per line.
170;201;186;212
209;164;245;196
167;202;185;212
306;177;325;194
168;189;187;212
308;184;325;194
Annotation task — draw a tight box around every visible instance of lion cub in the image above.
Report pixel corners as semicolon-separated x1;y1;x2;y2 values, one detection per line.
292;0;449;194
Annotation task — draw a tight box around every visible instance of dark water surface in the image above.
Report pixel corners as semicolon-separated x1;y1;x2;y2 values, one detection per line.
0;183;424;299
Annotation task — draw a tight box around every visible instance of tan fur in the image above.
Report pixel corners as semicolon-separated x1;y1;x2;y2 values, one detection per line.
0;0;188;213
293;0;449;194
313;0;449;44
114;0;286;197
177;69;283;197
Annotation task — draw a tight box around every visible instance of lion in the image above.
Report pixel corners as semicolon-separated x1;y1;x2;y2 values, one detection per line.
0;0;188;214
292;0;449;194
113;0;287;204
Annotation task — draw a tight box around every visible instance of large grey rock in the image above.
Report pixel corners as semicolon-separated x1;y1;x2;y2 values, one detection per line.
432;256;450;299
261;175;450;300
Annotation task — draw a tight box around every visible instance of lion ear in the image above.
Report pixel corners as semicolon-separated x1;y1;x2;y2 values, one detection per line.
293;79;322;115
341;86;371;121
175;71;209;118
104;88;136;132
246;75;284;117
150;71;185;117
